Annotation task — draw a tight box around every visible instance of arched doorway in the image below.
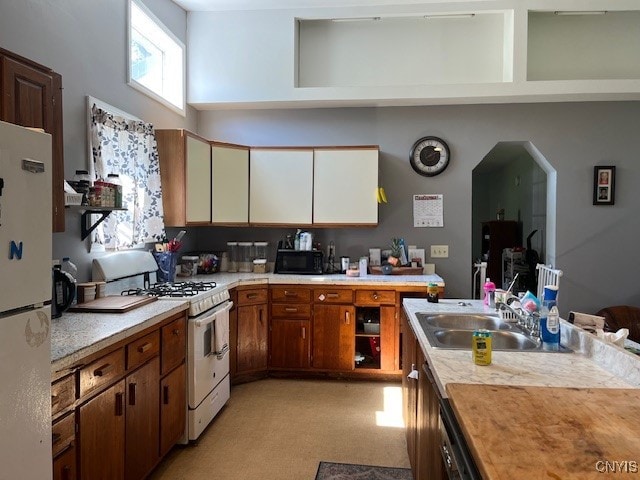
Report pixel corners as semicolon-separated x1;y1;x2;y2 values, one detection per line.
472;141;556;295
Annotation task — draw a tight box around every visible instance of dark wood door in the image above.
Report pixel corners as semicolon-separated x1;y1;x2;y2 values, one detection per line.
160;363;186;456
79;380;126;480
379;305;397;372
417;349;444;480
1;53;64;231
125;358;160;480
312;304;355;370
53;445;76;480
402;317;418;473
237;304;268;372
270;319;311;368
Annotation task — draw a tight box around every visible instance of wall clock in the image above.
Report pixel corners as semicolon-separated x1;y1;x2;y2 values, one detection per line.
409;136;450;177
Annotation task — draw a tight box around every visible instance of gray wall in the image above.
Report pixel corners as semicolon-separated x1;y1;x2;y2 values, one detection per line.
196;102;640;315
0;0;197;280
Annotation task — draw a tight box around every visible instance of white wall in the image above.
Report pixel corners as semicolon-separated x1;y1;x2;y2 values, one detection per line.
0;0;197;280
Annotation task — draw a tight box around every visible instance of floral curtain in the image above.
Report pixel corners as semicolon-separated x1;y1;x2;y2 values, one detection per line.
90;105;165;250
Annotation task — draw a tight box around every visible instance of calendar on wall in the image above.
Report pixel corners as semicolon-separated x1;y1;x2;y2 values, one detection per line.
413;194;444;227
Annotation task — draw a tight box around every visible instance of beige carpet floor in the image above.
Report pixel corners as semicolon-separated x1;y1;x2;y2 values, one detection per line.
149;378;410;480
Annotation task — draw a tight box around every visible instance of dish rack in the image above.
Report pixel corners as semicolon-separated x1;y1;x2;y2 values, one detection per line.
498;308;520;323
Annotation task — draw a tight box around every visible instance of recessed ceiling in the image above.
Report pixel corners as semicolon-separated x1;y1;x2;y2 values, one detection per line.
172;0;480;12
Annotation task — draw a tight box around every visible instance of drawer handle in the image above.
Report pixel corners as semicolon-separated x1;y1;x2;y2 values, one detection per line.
163;385;170;405
51;393;60;406
285;307;298;312
52;432;62;444
94;363;113;377
247;293;258;299
137;342;152;353
129;383;137;406
115;392;124;416
284;291;297;297
172;329;181;336
372;293;379;300
326;293;339;298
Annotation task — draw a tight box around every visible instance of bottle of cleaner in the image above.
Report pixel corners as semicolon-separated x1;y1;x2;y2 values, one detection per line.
540;301;560;351
483;278;496;307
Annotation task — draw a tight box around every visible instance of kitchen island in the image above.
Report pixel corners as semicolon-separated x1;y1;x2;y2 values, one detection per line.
402;298;640;480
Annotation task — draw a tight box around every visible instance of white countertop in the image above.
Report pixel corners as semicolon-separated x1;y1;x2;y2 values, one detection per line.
403;298;640;398
51;300;189;375
187;271;444;288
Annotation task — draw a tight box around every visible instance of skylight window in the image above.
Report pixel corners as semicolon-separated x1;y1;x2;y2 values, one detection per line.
128;0;185;115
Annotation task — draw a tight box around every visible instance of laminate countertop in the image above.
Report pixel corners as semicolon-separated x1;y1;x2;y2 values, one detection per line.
403;298;640;480
51;300;189;375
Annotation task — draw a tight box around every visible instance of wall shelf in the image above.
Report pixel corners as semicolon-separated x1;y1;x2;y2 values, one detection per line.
66;206;127;240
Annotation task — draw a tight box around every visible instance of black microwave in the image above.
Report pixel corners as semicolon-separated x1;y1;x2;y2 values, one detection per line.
274;249;324;274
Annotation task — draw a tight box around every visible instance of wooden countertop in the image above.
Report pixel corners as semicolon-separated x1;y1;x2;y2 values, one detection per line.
447;383;640;480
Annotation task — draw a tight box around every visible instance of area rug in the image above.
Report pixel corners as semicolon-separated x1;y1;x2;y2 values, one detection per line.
315;461;413;480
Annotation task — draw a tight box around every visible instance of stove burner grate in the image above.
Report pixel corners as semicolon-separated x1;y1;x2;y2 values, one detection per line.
122;281;218;298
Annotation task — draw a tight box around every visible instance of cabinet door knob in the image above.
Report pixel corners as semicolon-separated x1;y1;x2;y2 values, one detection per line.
129;382;137;406
137;342;152;353
115;392;124;416
173;329;181;336
345;311;350;325
301;327;306;339
94;363;113;377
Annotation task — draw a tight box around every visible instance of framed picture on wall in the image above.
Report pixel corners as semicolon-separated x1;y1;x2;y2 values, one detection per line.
593;166;616;205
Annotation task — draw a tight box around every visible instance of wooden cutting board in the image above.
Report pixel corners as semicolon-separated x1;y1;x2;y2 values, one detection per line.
447;383;640;480
68;295;157;313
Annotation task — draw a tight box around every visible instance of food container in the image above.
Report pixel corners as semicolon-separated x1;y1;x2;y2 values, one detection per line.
227;242;238;272
253;258;267;273
363;322;380;334
238;242;253;272
76;282;97;304
180;255;199;277
254;241;268;261
197;253;219;274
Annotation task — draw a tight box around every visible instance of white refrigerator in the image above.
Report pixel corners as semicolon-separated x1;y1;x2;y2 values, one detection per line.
0;120;53;479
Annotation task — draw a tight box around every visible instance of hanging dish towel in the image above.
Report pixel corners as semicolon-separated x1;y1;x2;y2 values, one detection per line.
213;313;230;359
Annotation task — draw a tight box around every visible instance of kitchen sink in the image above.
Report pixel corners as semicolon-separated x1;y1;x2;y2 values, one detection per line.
417;313;514;331
427;329;540;350
417;312;573;353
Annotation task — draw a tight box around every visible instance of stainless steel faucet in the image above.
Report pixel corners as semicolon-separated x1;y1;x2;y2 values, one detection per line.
499;302;540;338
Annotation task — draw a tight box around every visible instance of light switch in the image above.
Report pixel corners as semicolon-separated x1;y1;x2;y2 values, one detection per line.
430;245;449;258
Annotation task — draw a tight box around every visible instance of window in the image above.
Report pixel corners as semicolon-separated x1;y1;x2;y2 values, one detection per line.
128;0;185;114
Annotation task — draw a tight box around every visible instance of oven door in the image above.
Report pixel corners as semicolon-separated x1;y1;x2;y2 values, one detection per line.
187;300;233;409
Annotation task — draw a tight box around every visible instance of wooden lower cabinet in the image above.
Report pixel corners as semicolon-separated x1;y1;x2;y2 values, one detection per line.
53;444;76;480
79;380;126;480
312;304;355;370
56;312;187;480
270;318;311;368
403;313;444;480
160;363;186;456
236;288;269;373
125;358;160;480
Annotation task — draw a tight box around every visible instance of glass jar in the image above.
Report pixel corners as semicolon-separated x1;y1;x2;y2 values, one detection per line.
238;242;253;272
254;241;268;261
227;242;238;273
107;173;122;208
181;255;199;277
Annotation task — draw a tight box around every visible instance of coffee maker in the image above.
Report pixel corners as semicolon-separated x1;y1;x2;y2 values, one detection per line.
52;264;76;318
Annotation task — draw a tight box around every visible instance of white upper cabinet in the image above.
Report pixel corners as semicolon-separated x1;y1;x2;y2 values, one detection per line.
211;143;249;224
249;148;314;225
186;135;211;223
313;148;379;225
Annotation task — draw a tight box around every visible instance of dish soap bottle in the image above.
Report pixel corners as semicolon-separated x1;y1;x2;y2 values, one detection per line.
483;278;496;307
541;301;560;351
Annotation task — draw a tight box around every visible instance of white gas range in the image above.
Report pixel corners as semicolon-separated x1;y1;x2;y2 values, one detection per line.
93;251;232;442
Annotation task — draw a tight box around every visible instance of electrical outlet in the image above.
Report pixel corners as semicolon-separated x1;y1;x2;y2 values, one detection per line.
430;245;449;258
